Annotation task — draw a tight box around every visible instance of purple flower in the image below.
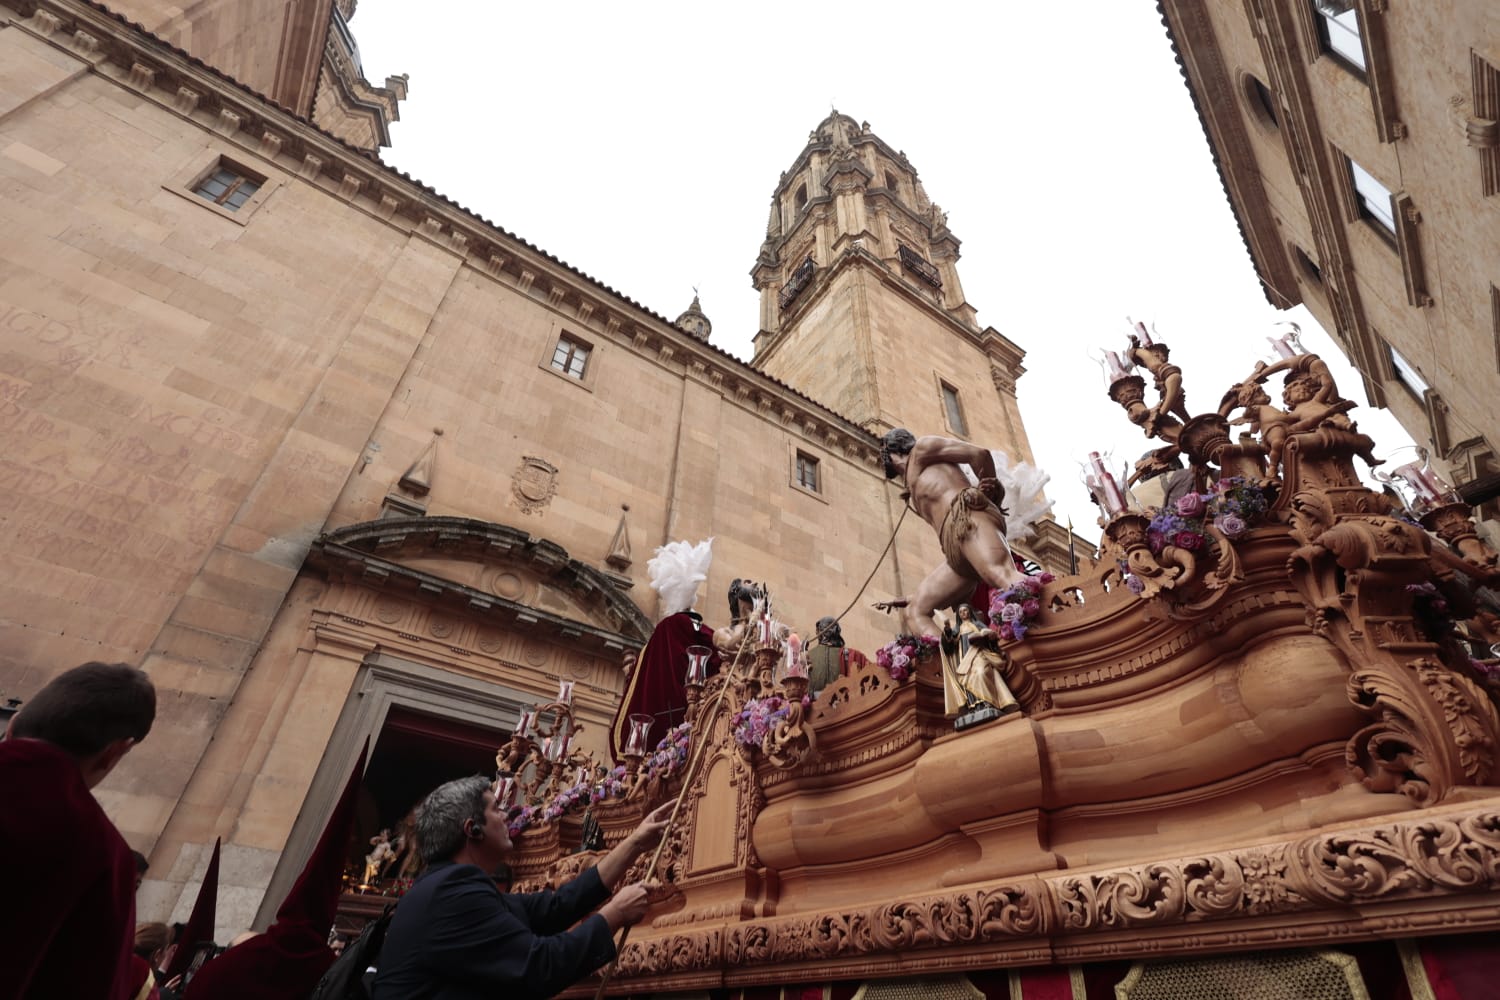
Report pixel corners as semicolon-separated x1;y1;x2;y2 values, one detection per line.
1125;574;1145;594
1021;598;1041;617
1176;493;1205;518
999;603;1024;623
1215;513;1247;538
1173;530;1204;551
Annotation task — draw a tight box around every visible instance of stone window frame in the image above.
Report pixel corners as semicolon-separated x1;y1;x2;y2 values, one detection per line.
253;652;532;928
788;443;829;505
793;450;820;494
1328;150;1431;305
539;328;597;392
165;151;278;225
937;377;969;439
1292;1;1403;142
1238;70;1281;136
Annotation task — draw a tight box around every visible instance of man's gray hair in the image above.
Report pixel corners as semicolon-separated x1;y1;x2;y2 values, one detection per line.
415;775;491;865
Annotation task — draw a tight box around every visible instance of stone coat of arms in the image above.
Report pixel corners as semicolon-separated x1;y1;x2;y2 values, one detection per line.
512;455;559;514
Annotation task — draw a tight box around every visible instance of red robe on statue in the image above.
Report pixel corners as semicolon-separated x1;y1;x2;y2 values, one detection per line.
0;738;136;1000
611;611;720;759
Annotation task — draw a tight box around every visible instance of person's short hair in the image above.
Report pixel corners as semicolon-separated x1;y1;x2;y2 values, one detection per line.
10;662;155;756
880;428;917;480
414;776;490;864
134;922;169;959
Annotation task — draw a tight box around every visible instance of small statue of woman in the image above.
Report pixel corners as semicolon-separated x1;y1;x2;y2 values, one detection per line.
940;605;1020;718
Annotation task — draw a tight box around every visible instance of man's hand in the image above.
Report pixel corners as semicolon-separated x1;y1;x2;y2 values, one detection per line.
600;882;654;930
627;802;673;852
873;598;909;614
976;477;1003;505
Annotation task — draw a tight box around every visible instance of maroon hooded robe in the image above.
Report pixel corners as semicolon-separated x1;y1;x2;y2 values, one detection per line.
182;743;367;1000
610;611;720;759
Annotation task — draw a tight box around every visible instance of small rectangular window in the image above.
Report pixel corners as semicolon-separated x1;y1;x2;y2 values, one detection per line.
551;334;590;379
193;164;263;211
1313;1;1366;73
1389;344;1430;397
794;452;820;493
1347;157;1396;240
940;381;968;437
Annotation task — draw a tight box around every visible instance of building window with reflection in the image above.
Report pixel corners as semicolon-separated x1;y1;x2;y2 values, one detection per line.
193;163;263;211
794;451;820;493
1388;345;1430;398
940;381;968;437
551;334;591;379
1313;1;1365;74
1346;157;1396;243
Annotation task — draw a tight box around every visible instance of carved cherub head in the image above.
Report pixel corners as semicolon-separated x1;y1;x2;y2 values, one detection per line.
1283;372;1319;406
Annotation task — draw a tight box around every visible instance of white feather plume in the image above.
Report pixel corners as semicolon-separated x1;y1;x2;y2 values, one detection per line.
648;538;714;618
960;450;1055;543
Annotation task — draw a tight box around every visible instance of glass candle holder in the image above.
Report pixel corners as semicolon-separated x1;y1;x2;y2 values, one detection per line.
625;713;653;756
684;645;711;686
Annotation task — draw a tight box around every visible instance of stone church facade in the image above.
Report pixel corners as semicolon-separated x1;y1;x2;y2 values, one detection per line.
0;0;1067;936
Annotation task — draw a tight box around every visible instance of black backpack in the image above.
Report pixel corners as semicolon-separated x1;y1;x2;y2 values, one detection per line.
307;906;395;1000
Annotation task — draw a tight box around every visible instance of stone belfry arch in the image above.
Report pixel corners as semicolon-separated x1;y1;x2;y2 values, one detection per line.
749;112;1035;479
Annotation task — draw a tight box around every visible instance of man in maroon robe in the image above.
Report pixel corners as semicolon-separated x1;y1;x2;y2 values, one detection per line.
1;661;157;1000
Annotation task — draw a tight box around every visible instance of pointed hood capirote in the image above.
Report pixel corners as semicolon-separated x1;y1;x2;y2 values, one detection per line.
162;837;220;981
183;740;369;999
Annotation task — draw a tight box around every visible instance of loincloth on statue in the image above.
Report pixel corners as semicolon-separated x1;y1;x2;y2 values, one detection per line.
939;487;1009;574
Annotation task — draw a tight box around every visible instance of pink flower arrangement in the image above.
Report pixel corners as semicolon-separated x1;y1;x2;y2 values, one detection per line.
875;634;940;681
733;694;808;747
1215;512;1247;538
987;571;1056;641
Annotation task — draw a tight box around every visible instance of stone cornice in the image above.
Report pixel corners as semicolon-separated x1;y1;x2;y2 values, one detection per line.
4;0;880;470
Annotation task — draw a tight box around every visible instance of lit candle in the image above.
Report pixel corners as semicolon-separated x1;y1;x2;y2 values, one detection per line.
1089;452;1126;516
1104;351;1132;382
1267;335;1296;360
556;679;575;708
784;633;807;678
1128;317;1153;346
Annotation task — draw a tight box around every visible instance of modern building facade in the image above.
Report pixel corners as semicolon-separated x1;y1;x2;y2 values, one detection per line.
1159;0;1500;534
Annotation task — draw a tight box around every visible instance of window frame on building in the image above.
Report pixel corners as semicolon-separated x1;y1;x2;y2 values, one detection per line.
166;153;278;225
938;379;968;438
1387;343;1431;398
794;451;820;493
550;333;591;380
1312;1;1366;75
539;329;598;391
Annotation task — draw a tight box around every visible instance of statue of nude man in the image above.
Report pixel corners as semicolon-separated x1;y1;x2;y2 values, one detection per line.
877;428;1027;639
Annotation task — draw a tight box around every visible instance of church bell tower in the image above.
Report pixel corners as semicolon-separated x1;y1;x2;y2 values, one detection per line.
750;113;1035;475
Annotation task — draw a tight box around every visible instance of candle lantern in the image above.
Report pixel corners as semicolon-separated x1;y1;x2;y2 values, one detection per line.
1088;451;1128;517
515;708;535;740
555;679;575;708
625;714;653;756
494;775;517;810
684;645;712;687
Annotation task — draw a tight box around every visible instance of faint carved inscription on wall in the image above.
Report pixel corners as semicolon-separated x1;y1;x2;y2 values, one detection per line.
511;456;558;514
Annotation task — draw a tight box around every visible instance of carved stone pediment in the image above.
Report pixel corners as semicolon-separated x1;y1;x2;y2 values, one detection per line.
310;516;651;648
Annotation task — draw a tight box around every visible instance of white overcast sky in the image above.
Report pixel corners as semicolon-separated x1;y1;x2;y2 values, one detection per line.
352;2;1413;536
